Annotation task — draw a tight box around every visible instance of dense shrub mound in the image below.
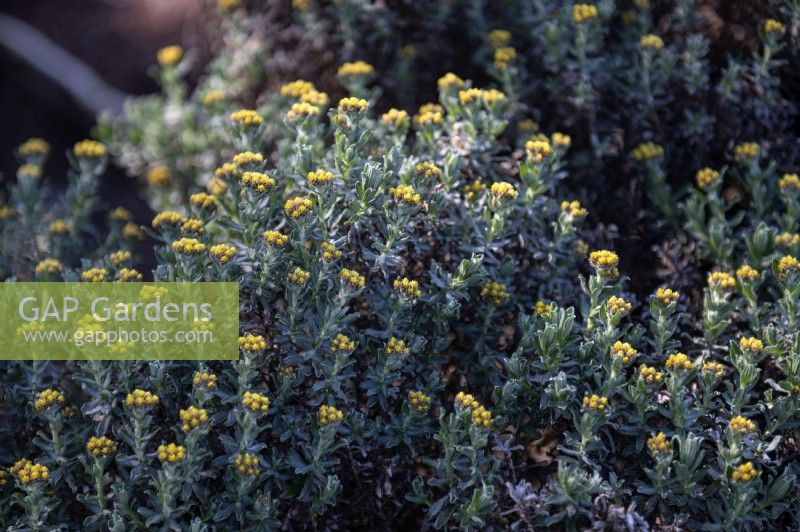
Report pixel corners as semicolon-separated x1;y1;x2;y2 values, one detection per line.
1;1;799;530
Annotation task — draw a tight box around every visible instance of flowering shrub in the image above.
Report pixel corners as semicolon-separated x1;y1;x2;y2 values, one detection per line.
2;1;800;530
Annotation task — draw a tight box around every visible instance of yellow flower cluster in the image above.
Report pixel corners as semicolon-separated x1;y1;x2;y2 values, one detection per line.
17;164;42;179
235;452;260;476
639;364;664;384
481;281;509;305
190;192;218;210
582;394;608;412
18;137;50;157
696;167;721;189
535;300;551;318
319;404;344;425
739;336;763;352
287;102;321;121
525;138;553;163
193;371;217;389
284;196;313;219
239;334;267;353
778;173;800;193
389;184;422;205
179;405;209;432
639;34;664;50
778;255;800;278
763;19;786;36
734;142;759;162
0;205;16;220
573;4;598;23
482;89;506;107
455;391;479;409
655;287;679;305
472;405;493;427
157;443;186;464
12;460;49;485
488;29;511;48
242;391;270;413
414;161;439;179
776;234;800;251
0;468;7;487
708;271;735;290
215;164;237;181
230;109;264;126
731;461;758;482
118;268;143;282
264;230;288;247
287;266;311;285
280;79;315;98
552;132;571;148
321;242;342;261
35;258;63;275
381;108;409;128
647;432;670;453
458;88;483;105
87;436;117;457
409;391;432;412
34;388;65;411
386;337;410;356
139;285;167;302
730;415;756;435
152;210;184;229
210;243;236;264
491;181;518;201
611;341;637;364
110;206;130;221
575;239;589;256
665;352;694;371
49;219;69;234
560;200;586;219
736;264;758;282
300;89;329;107
202;89;224;106
233;151;264;168
172;238;206;256
308;169;334;186
338;97;368;113
632;142;664;161
414;103;444;127
337;60;374;78
331;333;356;352
393;277;421;298
126;389;159;409
464;179;487;199
81;268;108;282
110;250;131;265
696;363;724;383
241;172;276;192
340;268;366;288
157;45;183;67
589;250;619;269
606;296;631;315
74;139;107;158
437;72;465;91
454;392;493;427
494;47;517;69
181;219;204;235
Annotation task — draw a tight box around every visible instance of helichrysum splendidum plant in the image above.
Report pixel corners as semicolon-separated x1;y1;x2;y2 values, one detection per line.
4;1;800;530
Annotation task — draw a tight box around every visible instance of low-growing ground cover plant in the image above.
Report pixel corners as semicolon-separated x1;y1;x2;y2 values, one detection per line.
2;1;800;530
